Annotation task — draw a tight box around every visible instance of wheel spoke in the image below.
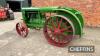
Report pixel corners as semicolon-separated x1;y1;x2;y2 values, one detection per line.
20;31;23;36
56;35;66;43
18;29;22;35
60;26;72;32
23;31;27;37
50;30;58;41
19;23;23;28
61;33;73;41
51;18;56;29
58;18;62;29
57;36;62;43
47;26;54;32
64;21;68;25
21;29;27;37
67;26;72;29
60;33;68;39
56;18;59;25
18;27;21;30
57;35;63;43
17;23;22;30
60;28;67;32
54;34;59;42
67;30;73;32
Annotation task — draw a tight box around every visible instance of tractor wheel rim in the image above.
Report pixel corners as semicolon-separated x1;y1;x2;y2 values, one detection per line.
44;15;75;47
16;22;28;37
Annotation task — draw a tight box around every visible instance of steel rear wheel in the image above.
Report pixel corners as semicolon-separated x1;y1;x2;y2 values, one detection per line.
43;15;75;47
16;22;28;37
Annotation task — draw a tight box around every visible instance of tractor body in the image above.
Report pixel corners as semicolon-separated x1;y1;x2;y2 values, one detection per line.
16;7;84;47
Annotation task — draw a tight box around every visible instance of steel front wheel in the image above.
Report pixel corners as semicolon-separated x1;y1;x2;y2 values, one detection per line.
16;22;28;37
43;15;75;47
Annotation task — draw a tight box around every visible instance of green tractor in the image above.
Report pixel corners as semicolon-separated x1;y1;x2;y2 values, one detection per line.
16;7;84;47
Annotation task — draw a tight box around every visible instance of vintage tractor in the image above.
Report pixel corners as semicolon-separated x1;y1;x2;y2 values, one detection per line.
16;7;84;47
0;6;14;20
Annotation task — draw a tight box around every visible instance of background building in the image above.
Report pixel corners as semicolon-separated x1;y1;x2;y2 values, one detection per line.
31;0;100;27
0;0;6;7
0;0;31;11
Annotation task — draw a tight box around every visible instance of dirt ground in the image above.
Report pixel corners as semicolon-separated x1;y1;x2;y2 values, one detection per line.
0;12;100;56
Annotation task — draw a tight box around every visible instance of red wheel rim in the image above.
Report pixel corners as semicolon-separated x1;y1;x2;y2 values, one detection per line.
43;15;75;47
16;22;28;37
